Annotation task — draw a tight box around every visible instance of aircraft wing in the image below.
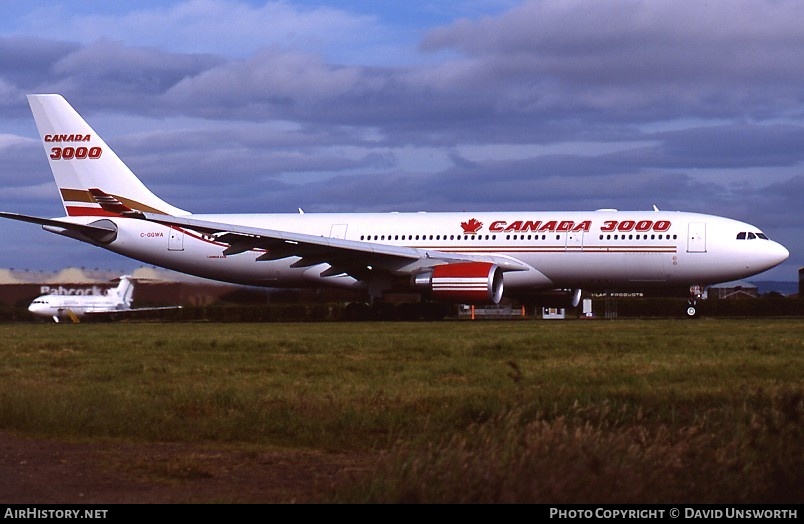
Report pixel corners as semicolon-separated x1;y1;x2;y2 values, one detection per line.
83;306;183;316
138;213;529;278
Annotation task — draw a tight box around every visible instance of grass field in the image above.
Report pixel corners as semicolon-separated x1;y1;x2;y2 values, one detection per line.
0;318;801;503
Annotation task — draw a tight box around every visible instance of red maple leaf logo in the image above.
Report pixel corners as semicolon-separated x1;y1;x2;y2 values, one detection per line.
461;218;483;234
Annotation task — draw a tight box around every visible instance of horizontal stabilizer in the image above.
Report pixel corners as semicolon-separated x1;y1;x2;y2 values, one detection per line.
0;212;118;244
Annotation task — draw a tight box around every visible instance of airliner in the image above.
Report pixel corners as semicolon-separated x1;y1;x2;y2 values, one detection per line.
28;274;181;323
0;95;790;318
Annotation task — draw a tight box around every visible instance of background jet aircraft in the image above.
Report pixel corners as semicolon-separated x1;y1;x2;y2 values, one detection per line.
28;275;181;323
1;95;790;318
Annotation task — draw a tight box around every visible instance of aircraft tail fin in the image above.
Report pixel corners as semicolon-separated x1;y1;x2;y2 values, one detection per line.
112;275;135;307
27;94;189;217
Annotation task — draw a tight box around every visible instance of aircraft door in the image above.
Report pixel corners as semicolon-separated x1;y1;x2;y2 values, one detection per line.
565;231;584;251
330;224;348;239
168;227;184;251
687;222;706;253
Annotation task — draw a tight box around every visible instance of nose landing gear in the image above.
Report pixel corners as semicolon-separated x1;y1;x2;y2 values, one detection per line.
686;285;703;318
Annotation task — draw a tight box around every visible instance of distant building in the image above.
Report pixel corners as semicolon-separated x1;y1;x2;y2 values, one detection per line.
708;280;758;299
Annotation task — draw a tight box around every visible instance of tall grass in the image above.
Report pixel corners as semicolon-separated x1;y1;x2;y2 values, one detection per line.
0;319;801;502
332;387;802;503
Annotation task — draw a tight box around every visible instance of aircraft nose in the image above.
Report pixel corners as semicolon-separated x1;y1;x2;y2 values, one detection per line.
758;240;789;271
772;241;790;265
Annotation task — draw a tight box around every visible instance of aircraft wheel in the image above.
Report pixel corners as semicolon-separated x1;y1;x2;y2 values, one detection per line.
686;305;697;318
343;302;371;321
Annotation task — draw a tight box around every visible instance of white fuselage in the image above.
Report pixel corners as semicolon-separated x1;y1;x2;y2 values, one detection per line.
65;209;789;296
28;293;126;320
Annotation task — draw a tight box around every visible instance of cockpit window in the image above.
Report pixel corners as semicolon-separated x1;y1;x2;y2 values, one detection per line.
736;231;769;240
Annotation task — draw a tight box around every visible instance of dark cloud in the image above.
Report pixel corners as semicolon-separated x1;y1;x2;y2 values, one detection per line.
0;139;44;187
420;0;804;122
0;37;78;114
49;39;223;101
0;36;79;84
0;36;222;118
652;124;804;168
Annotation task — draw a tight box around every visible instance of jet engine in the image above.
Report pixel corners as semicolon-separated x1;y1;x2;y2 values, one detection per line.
412;262;504;304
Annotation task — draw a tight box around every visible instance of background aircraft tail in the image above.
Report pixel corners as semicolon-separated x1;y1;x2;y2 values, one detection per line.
111;276;135;308
27;94;189;217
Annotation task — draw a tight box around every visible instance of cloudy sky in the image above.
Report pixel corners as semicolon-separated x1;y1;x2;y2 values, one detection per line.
0;0;801;282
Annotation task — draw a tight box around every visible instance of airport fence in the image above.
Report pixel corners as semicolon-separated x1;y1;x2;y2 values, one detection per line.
0;296;802;323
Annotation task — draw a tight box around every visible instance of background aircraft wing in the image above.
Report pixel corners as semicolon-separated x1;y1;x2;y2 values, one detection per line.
83;306;183;316
138;213;529;278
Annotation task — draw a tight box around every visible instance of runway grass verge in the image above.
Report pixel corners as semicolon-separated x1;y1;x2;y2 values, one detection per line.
0;318;801;502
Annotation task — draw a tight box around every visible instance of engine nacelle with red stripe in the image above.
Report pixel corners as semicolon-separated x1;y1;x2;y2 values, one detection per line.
412;262;504;304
